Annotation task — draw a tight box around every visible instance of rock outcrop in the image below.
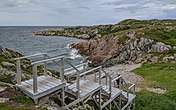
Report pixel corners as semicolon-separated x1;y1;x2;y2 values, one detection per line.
34;19;176;66
71;37;176;66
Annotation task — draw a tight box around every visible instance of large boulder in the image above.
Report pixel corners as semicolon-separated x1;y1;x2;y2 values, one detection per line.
150;42;172;53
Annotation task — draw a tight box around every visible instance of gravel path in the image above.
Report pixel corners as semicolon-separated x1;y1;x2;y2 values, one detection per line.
85;63;144;92
103;63;144;91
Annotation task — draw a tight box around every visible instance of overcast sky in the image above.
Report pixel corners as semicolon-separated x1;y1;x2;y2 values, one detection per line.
0;0;176;26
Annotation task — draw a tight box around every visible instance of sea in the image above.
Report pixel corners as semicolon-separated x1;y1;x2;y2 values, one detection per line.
0;26;84;69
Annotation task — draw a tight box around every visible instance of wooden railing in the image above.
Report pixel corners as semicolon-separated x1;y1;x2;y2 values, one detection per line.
14;53;47;85
31;56;65;93
111;73;135;100
100;69;123;97
73;66;102;98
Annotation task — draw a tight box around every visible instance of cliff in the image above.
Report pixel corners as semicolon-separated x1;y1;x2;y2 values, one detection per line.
34;19;176;66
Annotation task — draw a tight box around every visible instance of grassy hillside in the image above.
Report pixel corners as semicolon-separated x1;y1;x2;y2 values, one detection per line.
36;19;176;46
133;63;176;110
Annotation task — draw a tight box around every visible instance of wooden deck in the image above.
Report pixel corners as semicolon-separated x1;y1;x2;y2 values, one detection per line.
102;85;122;98
16;75;65;100
14;53;136;110
67;80;101;97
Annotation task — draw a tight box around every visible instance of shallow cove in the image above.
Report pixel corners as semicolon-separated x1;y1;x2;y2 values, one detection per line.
0;26;84;69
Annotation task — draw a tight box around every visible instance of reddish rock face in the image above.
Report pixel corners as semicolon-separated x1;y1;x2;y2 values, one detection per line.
70;41;89;55
70;36;121;66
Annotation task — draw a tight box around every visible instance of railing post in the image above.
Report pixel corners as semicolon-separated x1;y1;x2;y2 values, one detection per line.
109;77;112;97
33;64;38;93
94;71;97;82
43;54;47;76
83;64;86;80
119;76;122;89
99;69;101;85
105;74;108;86
60;58;64;82
16;59;21;85
76;72;80;98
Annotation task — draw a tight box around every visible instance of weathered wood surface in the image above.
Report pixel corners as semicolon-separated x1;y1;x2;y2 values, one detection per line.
16;75;65;100
14;53;46;60
31;56;64;65
67;80;101;98
101;85;122;109
102;85;121;98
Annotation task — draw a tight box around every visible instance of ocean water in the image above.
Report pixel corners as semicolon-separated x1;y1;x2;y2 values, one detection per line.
0;26;84;69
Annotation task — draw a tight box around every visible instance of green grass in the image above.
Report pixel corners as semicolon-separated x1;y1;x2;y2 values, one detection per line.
0;56;12;63
0;74;12;83
133;63;176;110
136;91;176;110
10;95;34;105
118;35;129;44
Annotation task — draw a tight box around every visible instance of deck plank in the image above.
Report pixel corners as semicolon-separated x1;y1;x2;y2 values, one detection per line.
16;75;65;100
68;80;101;98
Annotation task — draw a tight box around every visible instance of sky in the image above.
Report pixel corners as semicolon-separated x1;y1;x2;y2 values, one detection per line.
0;0;176;26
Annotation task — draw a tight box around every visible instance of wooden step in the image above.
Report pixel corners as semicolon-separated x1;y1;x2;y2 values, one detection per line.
101;85;122;109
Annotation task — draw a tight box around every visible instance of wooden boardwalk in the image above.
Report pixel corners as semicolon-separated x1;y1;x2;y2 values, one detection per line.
14;53;136;110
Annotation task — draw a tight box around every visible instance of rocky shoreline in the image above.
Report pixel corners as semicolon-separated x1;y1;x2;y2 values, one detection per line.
34;19;176;67
33;28;91;39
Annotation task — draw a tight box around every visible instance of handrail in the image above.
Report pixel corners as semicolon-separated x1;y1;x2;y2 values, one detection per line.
14;53;46;60
31;56;64;65
127;84;135;98
111;75;122;83
128;84;135;91
45;53;70;67
79;66;102;77
65;60;81;73
64;63;86;72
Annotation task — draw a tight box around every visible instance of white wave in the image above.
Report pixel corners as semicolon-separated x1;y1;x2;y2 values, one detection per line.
69;48;81;60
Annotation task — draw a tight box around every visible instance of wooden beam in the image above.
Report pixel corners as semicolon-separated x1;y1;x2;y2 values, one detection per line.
83;64;86;80
44;54;61;67
80;66;102;76
33;65;38;93
65;63;86;72
99;69;101;85
111;75;122;82
14;53;46;60
99;89;102;108
61;87;65;108
76;71;80;98
60;58;64;82
43;54;47;76
31;56;64;65
109;77;112;97
16;59;21;85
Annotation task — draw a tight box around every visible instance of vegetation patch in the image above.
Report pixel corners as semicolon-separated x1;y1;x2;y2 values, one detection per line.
0;74;12;83
133;62;176;109
136;91;176;110
0;56;12;63
10;95;34;105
